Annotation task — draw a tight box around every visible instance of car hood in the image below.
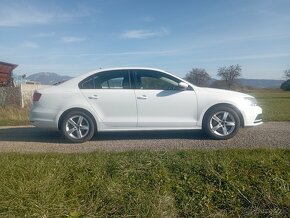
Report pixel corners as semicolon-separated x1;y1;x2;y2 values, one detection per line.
196;87;253;98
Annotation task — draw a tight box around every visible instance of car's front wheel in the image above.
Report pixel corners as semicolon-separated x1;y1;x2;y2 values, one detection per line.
61;110;95;143
203;106;240;140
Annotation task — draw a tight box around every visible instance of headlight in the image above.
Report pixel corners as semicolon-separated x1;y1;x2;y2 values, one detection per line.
244;97;257;106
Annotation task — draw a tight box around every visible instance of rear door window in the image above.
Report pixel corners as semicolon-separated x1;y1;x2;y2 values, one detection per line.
79;70;131;89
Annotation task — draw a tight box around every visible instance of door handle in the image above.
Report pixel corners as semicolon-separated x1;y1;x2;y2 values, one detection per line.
88;95;99;100
137;95;148;100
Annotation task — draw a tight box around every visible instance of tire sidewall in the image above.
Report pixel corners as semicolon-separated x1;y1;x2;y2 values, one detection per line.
203;106;240;140
61;110;95;143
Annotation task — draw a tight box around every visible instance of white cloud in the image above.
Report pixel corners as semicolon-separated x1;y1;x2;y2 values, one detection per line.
0;49;179;59
0;5;94;27
0;7;53;26
105;50;175;56
61;37;86;43
142;16;155;22
34;32;56;38
121;28;169;39
21;42;39;48
194;53;290;62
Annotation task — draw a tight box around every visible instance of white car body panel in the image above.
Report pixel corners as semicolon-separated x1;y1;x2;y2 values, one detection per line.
135;89;197;127
193;87;262;127
30;67;263;136
81;89;137;127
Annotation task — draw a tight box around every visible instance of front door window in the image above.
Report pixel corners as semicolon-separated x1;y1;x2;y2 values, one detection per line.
134;70;180;90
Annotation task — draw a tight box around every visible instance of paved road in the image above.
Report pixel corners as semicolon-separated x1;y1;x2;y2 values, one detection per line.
0;122;289;153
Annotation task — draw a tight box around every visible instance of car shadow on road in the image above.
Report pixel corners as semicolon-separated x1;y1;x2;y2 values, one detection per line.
0;126;209;143
0;127;65;143
93;130;208;141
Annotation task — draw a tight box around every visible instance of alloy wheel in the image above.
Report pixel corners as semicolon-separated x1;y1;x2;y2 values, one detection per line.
65;115;90;139
209;111;236;136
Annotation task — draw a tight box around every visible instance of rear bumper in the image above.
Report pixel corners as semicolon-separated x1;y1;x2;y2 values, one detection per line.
29;106;58;130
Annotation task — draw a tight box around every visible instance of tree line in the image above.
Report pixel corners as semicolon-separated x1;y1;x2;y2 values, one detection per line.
184;65;290;91
184;64;242;90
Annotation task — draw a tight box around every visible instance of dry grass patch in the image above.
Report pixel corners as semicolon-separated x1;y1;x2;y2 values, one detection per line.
0;107;29;126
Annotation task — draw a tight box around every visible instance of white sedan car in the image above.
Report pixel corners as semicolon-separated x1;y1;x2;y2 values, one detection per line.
30;67;262;143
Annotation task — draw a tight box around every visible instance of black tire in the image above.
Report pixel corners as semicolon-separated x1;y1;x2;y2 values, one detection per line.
203;106;240;140
61;110;95;143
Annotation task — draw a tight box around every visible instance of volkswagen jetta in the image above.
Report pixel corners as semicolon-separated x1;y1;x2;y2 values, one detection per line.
30;68;262;143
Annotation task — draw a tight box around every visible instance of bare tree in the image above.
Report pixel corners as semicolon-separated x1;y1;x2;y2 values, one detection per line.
284;68;290;79
217;64;242;89
184;68;211;87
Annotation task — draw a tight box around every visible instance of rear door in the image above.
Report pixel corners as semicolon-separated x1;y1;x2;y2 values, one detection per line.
79;70;137;127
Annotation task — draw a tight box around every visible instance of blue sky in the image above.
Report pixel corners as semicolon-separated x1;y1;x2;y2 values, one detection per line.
1;0;290;79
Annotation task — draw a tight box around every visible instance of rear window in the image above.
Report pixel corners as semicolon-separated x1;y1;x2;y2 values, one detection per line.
79;70;130;89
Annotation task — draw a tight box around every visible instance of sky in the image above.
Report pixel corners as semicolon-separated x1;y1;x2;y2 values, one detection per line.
0;0;290;80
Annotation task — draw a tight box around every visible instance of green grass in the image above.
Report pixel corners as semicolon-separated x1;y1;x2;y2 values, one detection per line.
248;90;290;122
0;149;289;217
0;107;29;126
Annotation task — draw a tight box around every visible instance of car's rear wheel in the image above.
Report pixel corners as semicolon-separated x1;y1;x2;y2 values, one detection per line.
203;106;240;140
61;111;95;143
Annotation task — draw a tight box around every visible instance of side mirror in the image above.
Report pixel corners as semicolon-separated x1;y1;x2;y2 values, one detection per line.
178;82;189;90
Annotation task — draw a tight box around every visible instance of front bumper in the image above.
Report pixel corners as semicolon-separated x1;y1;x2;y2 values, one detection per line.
243;105;263;127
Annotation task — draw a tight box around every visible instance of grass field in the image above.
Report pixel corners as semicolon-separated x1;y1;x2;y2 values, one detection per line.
0;89;289;126
0;149;289;217
248;90;290;122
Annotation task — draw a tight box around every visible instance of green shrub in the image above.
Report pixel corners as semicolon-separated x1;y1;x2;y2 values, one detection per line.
280;79;290;91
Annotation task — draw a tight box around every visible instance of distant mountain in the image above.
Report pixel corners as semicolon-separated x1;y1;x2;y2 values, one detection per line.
27;72;73;85
237;79;284;88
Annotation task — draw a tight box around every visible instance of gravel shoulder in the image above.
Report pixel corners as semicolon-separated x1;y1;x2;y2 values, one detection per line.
0;122;289;153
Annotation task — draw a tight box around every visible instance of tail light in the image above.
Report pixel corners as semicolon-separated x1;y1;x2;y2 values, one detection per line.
33;92;42;101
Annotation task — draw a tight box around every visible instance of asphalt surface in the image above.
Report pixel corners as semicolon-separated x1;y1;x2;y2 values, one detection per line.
0;122;289;153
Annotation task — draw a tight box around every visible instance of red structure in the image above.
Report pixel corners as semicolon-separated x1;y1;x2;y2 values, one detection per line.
0;61;18;87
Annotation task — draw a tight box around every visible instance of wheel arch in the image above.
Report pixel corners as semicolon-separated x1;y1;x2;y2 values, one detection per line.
58;107;98;131
201;103;244;128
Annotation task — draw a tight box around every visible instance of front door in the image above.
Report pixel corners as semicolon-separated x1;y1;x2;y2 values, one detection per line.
132;69;198;128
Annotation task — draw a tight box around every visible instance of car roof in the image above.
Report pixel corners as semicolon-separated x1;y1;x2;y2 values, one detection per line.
91;67;168;73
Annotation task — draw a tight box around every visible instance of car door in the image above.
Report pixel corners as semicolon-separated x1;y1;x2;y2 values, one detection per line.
132;69;198;128
79;70;137;128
